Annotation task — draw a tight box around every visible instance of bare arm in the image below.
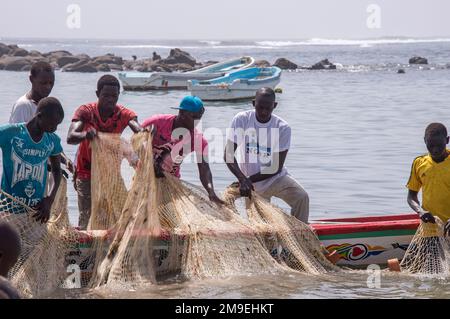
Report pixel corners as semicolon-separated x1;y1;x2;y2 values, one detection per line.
248;150;288;183
32;155;62;223
67;120;95;145
60;152;74;174
48;155;62;201
197;160;224;204
224;140;253;197
407;189;435;223
224;140;247;181
128;118;143;133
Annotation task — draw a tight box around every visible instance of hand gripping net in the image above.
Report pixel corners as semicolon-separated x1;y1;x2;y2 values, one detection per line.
400;218;450;276
1;177;80;298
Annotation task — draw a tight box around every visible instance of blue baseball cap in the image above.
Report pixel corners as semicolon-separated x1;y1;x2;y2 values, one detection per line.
171;96;204;112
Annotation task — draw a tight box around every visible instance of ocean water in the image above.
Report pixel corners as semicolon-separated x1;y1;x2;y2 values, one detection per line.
0;38;449;298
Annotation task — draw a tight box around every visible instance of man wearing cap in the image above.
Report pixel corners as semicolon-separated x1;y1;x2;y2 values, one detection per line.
141;96;223;204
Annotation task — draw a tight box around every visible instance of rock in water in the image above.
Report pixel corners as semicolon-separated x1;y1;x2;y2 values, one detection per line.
162;48;196;66
28;50;43;57
310;59;337;70
11;48;29;57
62;60;98;73
0;56;31;71
152;52;161;61
96;64;111;72
409;56;428;64
273;58;297;70
44;50;73;58
57;56;81;68
0;43;12;56
93;54;123;65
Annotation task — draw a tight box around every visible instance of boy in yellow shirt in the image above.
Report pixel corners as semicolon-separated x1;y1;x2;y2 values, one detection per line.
407;123;450;236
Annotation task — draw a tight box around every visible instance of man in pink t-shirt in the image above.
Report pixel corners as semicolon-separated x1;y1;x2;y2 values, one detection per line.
142;96;223;204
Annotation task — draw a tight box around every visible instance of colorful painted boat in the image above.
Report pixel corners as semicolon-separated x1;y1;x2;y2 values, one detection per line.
67;213;420;285
118;56;255;90
312;214;419;267
187;66;282;101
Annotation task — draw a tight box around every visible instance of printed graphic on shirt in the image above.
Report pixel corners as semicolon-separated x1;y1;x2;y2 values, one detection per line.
245;142;272;166
11;150;46;189
4;135;56;208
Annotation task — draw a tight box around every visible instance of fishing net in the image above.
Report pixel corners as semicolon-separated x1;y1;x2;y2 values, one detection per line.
89;132;135;230
88;132;160;289
89;132;337;290
159;176;287;280
91;132;285;289
222;185;340;274
1;132;339;297
1;177;80;298
399;218;450;276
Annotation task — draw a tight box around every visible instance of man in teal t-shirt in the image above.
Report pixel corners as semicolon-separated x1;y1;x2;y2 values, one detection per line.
0;97;64;223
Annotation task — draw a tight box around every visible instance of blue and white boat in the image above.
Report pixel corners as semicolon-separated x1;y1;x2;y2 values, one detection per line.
187;67;282;101
119;56;255;90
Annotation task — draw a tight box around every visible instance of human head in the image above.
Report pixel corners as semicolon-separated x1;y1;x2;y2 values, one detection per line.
35;97;64;133
424;123;449;161
173;96;205;130
0;222;21;277
96;75;120;112
29;61;55;102
252;87;277;123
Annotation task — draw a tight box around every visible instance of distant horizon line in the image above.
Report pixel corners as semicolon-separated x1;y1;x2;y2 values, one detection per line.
2;35;450;42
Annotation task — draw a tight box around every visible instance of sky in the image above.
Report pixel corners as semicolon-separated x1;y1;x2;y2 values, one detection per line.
1;0;449;40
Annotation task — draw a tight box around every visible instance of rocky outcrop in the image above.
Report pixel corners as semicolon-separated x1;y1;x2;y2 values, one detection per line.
122;50;200;73
96;64;111;72
0;42;240;73
43;50;72;58
29;50;43;57
309;59;336;70
57;56;81;68
76;53;91;60
0;43;11;56
108;63;124;71
162;48;196;66
0;56;33;71
62;60;98;73
0;42;343;74
93;54;123;66
11;48;29;57
152;52;161;61
273;58;297;70
409;56;428;64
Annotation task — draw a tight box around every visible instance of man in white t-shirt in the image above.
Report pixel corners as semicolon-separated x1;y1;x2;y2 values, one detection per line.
9;61;74;184
224;87;309;222
9;61;55;124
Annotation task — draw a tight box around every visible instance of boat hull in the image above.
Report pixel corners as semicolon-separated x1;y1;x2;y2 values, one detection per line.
189;78;281;101
66;214;420;285
188;67;282;101
119;72;226;91
314;214;419;266
119;56;255;91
